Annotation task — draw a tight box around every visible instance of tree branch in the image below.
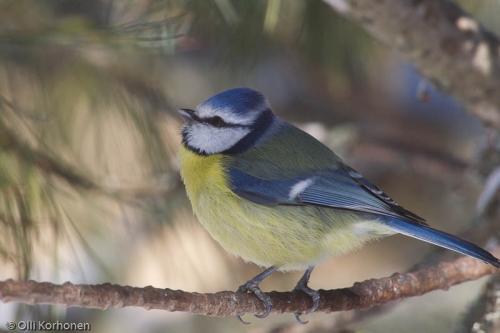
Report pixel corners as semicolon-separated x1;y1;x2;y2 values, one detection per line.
1;249;499;317
325;0;500;128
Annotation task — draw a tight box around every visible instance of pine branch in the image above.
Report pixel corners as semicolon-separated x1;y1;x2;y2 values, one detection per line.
1;249;499;317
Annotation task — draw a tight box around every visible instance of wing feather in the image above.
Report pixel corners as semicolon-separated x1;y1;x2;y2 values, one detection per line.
228;166;426;225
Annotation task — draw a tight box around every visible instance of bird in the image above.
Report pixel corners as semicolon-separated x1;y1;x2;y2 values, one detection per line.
178;87;500;324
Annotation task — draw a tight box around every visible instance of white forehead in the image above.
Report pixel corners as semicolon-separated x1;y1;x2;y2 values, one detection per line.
197;101;268;126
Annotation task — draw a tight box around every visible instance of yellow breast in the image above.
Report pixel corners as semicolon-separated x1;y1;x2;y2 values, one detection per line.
179;146;392;270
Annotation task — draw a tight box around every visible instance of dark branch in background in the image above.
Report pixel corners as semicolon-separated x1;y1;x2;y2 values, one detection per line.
455;167;500;333
456;274;500;333
1;249;499;317
325;0;500;128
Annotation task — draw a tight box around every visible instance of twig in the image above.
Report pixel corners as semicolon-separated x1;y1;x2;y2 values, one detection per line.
1;249;499;317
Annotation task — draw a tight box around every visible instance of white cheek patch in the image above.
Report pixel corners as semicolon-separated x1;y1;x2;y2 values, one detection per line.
185;123;251;154
288;178;315;200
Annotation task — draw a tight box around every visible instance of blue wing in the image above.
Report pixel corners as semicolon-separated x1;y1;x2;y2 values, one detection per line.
229;166;500;267
228;165;426;224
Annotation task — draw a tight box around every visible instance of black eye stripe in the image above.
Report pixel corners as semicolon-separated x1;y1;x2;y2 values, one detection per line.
206;116;225;127
187;110;252;128
200;116;249;128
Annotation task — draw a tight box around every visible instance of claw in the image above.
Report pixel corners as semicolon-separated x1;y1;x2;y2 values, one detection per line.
308;290;320;314
295;312;309;324
235;266;277;323
236;315;251;325
254;306;271;319
254;296;272;318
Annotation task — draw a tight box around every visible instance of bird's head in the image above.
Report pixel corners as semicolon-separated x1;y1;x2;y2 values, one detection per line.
179;88;275;155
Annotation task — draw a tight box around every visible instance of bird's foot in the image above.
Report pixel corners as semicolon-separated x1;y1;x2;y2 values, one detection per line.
293;284;320;324
235;266;277;324
236;281;273;324
293;266;319;324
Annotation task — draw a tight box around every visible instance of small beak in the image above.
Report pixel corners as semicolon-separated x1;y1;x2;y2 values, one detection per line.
178;108;196;124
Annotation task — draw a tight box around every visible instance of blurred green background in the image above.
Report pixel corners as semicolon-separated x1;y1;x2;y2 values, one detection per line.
0;0;499;332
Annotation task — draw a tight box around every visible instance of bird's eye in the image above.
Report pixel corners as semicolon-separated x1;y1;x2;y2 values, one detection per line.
207;116;225;127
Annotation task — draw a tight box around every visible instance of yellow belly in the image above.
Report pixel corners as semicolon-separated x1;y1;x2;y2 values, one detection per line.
179;146;393;271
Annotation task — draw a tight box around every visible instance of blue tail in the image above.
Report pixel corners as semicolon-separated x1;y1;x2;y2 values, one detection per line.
383;218;500;267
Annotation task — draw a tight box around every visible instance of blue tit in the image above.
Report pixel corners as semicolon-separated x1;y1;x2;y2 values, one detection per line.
178;88;500;323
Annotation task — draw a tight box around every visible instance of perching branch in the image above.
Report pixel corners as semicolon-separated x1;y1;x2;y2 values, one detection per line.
325;0;500;128
1;249;499;317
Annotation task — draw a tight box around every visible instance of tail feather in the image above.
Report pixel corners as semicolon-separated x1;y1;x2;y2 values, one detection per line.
383;218;500;267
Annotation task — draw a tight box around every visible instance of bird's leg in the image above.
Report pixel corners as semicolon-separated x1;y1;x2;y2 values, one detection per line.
293;266;320;324
236;266;278;324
